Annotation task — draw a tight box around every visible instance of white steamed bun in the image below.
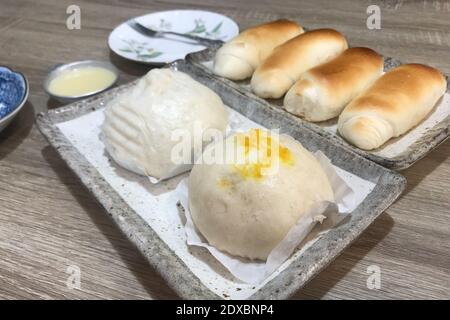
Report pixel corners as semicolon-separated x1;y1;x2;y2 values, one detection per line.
102;68;229;180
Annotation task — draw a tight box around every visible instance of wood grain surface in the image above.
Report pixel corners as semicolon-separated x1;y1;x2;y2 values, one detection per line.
0;0;449;299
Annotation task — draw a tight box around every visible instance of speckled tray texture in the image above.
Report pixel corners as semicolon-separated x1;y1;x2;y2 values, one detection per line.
36;59;406;299
186;46;450;170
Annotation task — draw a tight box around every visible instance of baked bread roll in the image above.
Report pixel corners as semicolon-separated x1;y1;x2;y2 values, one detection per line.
338;63;446;150
284;47;383;121
102;68;229;179
251;29;348;99
213;20;303;80
188;129;334;260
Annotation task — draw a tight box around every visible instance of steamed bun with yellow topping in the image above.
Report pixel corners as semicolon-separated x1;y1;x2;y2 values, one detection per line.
188;129;334;260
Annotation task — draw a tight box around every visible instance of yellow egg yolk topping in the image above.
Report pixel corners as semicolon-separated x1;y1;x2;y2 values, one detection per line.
232;129;294;180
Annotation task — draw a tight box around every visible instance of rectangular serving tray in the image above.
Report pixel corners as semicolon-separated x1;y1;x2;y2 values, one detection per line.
187;46;450;170
37;59;406;299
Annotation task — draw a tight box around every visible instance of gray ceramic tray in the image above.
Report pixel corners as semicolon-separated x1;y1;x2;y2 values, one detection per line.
37;59;406;299
187;46;450;170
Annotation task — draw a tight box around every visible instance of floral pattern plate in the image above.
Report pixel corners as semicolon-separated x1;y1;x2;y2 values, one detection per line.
108;10;239;64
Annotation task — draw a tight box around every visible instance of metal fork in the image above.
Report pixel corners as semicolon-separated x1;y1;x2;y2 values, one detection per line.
127;19;224;48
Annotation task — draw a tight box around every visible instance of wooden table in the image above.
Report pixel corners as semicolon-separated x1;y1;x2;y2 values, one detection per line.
0;0;449;299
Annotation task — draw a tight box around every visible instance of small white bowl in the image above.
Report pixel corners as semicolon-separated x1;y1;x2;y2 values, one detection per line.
44;60;119;103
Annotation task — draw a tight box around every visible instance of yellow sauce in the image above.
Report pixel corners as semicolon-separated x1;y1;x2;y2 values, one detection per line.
233;129;294;181
48;66;116;97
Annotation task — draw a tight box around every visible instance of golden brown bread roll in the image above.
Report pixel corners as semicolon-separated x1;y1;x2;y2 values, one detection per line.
251;29;348;99
213;20;303;80
338;63;447;150
284;47;383;121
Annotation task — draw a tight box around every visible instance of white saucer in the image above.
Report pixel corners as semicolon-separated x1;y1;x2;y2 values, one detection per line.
108;10;239;64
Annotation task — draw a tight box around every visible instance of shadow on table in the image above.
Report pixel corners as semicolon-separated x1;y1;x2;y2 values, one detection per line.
41;145;180;299
0;100;34;160
46;97;65;110
292;212;394;299
109;50;153;78
400;138;450;197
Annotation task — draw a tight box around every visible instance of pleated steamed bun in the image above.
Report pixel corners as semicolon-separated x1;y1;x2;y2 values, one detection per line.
188;129;334;260
102;68;229;180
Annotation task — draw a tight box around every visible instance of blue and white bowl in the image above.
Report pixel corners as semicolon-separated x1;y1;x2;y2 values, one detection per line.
0;66;28;132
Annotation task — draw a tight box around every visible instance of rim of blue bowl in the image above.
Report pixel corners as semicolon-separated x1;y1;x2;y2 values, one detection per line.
0;66;29;123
